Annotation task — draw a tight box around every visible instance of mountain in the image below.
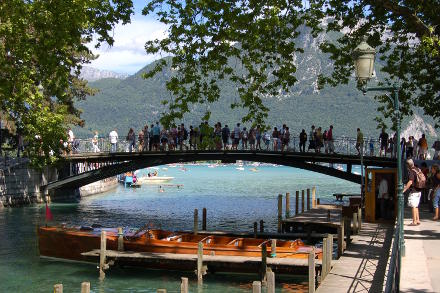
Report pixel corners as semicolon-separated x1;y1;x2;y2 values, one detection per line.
74;28;438;142
80;66;129;82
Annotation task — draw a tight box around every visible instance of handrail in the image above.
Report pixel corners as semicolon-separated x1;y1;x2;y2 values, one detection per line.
384;222;401;293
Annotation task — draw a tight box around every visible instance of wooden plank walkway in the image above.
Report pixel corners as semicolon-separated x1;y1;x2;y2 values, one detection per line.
282;204;343;233
82;250;321;275
316;222;393;293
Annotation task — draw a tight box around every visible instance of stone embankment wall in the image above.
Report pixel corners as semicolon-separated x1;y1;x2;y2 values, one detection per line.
0;164;57;207
79;177;118;196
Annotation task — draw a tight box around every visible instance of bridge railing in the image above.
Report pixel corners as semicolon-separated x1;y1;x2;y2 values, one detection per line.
69;135;388;157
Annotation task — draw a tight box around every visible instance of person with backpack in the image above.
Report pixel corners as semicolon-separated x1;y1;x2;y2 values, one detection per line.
403;158;426;225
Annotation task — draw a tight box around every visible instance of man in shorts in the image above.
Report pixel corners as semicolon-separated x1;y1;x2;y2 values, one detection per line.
403;159;422;225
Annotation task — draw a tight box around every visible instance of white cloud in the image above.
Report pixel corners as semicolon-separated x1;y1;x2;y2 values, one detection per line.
88;17;168;74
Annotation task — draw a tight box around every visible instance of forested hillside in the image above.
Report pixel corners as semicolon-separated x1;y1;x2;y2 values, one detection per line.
75;28;437;140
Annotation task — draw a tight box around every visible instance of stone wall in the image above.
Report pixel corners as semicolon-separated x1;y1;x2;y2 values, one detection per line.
79;177;118;197
0;164;57;207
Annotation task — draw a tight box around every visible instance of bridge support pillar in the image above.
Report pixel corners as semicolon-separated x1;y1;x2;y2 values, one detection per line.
49;188;81;203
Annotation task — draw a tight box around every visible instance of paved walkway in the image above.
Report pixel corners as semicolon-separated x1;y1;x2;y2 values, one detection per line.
401;205;440;293
316;222;393;293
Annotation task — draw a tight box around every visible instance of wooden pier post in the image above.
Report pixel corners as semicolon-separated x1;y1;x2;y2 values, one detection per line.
301;190;305;213
267;271;275;293
317;198;320;205
337;217;344;258
99;230;107;280
345;217;352;245
261;245;267;282
181;277;189;293
307;188;311;211
54;284;63;293
285;192;290;218
260;220;264;233
254;222;258;238
252;281;262;293
312;187;316;208
277;194;283;233
271;239;277;258
295;191;299;215
117;227;124;251
202;208;207;231
308;248;316;293
81;282;90;293
357;207;362;231
353;212;358;234
322;237;328;279
197;242;204;284
327;234;333;273
194;209;198;235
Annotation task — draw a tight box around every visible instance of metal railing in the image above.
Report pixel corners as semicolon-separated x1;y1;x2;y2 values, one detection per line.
70;135;388;157
384;222;401;293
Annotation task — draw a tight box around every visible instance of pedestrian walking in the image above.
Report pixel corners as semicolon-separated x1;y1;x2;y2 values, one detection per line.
126;128;136;152
308;125;316;152
403;159;426;225
109;128;118;152
221;124;230;150
356;128;364;155
92;131;100;152
327;125;335;154
299;129;307;152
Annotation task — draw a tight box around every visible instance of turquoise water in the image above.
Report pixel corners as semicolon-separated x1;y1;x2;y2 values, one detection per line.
0;164;359;292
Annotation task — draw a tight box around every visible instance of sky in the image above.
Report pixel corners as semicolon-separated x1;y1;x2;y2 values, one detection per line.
88;0;167;74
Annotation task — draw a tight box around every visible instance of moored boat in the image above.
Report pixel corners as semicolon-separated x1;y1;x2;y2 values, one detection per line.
136;176;174;184
38;226;321;262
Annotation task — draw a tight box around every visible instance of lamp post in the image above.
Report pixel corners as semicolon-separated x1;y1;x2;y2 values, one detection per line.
353;39;405;261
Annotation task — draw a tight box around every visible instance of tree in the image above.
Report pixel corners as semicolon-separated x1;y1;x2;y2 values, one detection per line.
142;0;440;128
0;0;133;166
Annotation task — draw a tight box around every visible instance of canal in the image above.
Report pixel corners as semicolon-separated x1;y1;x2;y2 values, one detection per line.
0;164;359;292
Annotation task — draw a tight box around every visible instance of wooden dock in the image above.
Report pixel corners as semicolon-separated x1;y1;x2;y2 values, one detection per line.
82;249;322;275
316;222;393;293
282;204;343;233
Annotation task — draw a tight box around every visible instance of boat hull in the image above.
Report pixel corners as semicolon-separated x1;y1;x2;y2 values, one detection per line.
38;227;320;262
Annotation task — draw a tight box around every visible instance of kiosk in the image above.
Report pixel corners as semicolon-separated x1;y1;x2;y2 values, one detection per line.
365;168;397;222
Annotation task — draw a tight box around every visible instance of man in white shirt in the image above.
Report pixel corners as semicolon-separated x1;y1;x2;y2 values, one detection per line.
378;177;389;219
109;129;118;152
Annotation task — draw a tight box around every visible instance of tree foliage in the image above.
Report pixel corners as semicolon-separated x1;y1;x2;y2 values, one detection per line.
143;0;440;129
0;0;133;166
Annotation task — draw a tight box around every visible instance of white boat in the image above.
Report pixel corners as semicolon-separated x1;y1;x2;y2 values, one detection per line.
137;176;174;184
236;167;245;171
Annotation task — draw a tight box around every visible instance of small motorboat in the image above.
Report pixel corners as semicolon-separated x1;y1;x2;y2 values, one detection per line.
137;176;174;184
38;226;322;262
236;167;245;171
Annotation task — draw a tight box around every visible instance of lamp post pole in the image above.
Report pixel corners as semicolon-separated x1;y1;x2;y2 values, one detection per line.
364;86;405;259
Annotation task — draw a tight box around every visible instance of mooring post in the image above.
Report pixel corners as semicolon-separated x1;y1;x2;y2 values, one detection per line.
308;248;316;293
81;282;90;293
307;188;311;211
267;271;275;293
202;207;207;231
357;206;362;231
117;227;124;252
327;234;333;273
99;230;107;280
194;209;199;235
322;237;328;279
197;241;204;284
312;187;316;208
277;194;283;233
271;239;277;258
54;284;63;293
252;281;262;293
260;220;264;233
254;222;258;238
261;245;267;282
337;217;344;258
181;277;189;293
301;190;305;213
345;217;352;245
285;192;290;218
295;191;299;215
353;212;358;234
317;198;320;205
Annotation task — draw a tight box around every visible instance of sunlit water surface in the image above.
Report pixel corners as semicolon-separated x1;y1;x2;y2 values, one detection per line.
0;164;359;292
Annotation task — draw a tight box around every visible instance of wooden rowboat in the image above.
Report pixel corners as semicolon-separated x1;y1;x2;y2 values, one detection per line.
38;226;321;262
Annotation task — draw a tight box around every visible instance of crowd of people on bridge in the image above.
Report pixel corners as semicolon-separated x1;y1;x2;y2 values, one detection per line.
96;122;343;154
63;121;440;161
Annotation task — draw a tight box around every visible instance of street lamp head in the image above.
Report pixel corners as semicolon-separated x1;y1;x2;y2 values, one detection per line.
353;37;376;82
